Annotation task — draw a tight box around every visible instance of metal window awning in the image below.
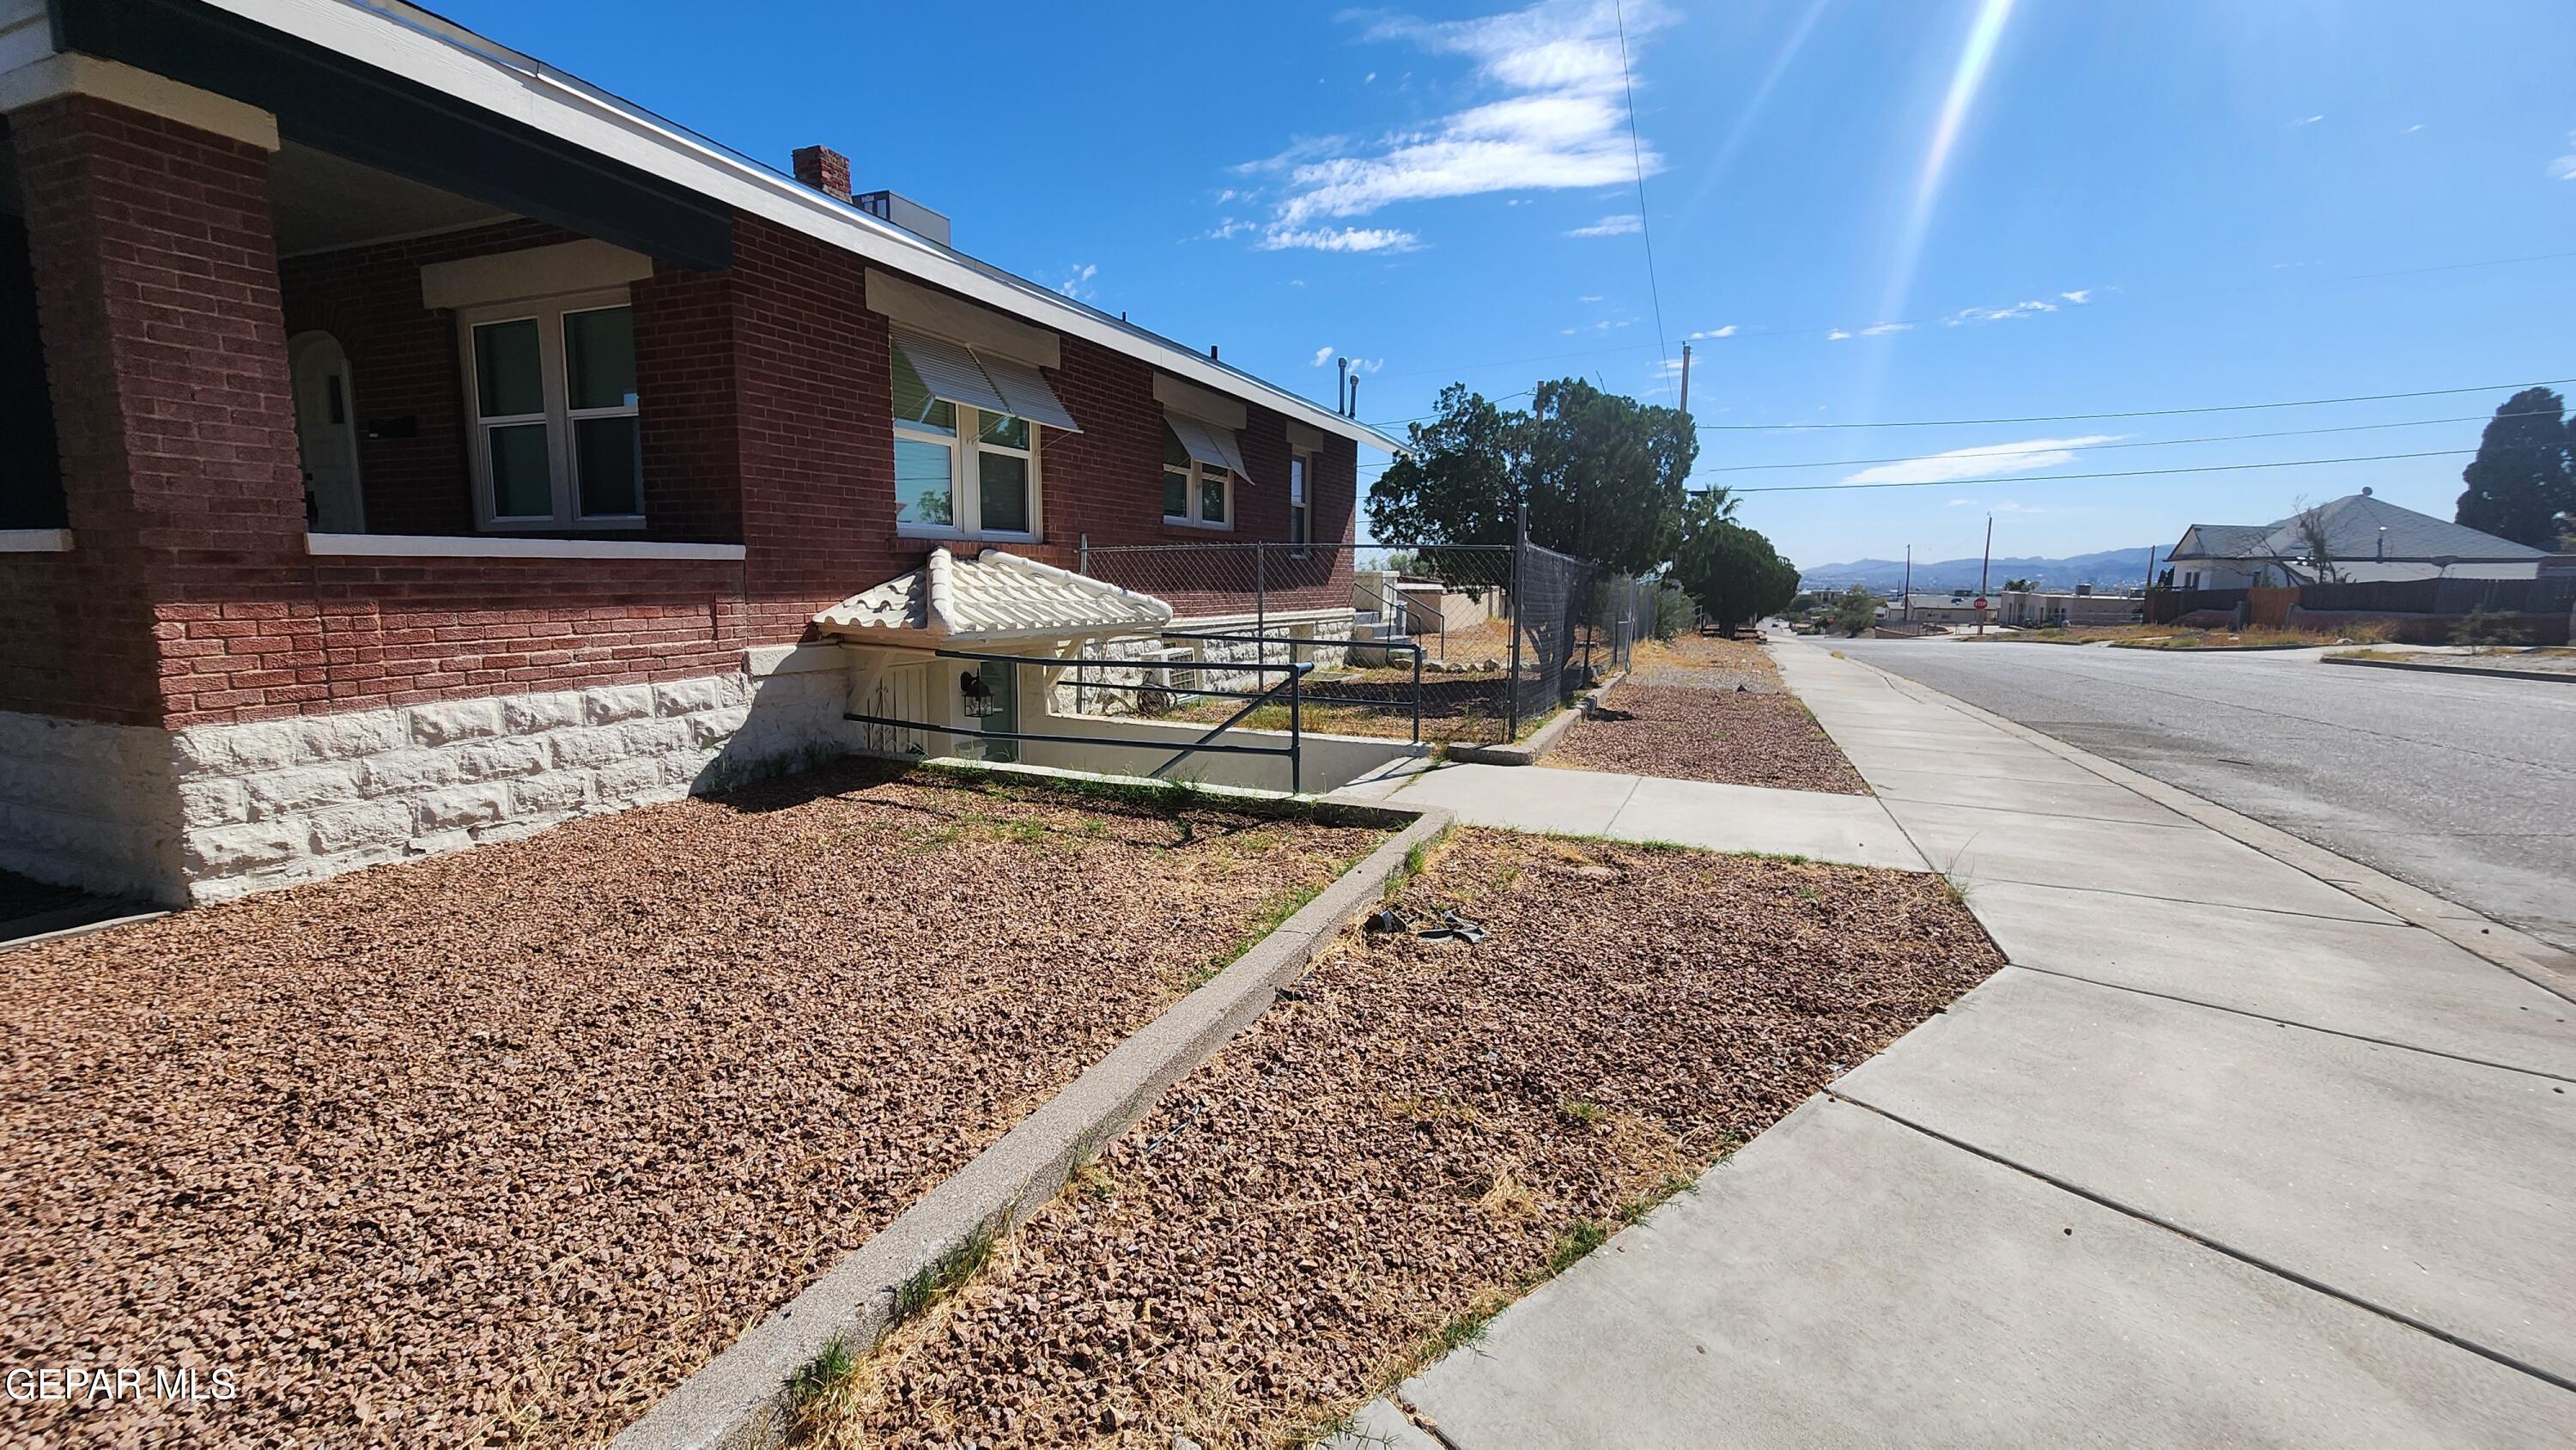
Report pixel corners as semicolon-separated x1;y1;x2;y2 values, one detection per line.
1163;410;1247;478
892;327;1081;433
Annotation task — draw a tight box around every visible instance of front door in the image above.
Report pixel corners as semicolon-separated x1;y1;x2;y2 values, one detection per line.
977;660;1019;764
289;331;365;533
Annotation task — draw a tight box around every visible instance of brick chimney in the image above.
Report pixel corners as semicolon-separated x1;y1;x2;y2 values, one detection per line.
791;145;850;201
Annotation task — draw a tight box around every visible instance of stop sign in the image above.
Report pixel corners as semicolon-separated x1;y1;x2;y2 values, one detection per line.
1974;597;1988;610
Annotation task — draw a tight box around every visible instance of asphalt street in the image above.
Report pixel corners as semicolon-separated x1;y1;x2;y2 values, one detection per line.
1832;638;2576;951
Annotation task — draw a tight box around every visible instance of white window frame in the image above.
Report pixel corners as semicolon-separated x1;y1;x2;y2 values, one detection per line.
893;404;1044;542
457;287;643;531
1287;448;1314;555
1160;432;1235;531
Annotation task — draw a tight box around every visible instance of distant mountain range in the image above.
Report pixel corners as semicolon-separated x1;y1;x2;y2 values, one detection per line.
1801;546;2160;593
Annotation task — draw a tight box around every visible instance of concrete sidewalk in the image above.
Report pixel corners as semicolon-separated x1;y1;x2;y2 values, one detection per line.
1340;642;2576;1447
1332;756;1926;871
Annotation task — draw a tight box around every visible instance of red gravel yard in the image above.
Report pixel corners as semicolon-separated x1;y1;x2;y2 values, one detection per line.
0;761;1387;1448
1549;634;1867;792
823;828;2003;1447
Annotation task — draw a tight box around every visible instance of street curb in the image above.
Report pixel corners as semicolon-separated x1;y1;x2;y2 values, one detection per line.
611;804;1455;1450
2105;641;2315;652
1811;650;2576;1003
1446;670;1624;766
2322;655;2576;686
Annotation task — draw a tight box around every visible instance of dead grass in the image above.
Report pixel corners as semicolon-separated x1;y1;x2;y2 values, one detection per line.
1546;637;1866;792
821;831;2002;1448
0;761;1388;1449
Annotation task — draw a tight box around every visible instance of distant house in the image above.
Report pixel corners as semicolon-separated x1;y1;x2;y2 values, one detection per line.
2165;492;2551;588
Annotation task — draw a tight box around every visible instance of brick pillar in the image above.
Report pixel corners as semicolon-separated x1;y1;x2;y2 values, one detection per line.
9;94;309;728
791;143;850;200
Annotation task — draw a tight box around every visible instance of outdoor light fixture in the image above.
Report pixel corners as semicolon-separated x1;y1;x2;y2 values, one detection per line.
959;669;1001;718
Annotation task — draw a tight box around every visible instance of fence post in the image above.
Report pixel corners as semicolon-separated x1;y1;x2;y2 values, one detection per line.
1508;504;1527;740
1288;655;1303;795
1254;543;1267;668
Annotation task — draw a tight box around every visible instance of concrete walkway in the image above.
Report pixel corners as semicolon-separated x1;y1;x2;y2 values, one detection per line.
1334;756;1927;871
1340;642;2576;1448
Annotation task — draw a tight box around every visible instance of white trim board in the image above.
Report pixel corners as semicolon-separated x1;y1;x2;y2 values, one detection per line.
191;0;1403;455
0;528;74;553
306;531;744;561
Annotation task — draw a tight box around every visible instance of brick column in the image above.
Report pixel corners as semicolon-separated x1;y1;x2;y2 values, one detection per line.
9;94;310;727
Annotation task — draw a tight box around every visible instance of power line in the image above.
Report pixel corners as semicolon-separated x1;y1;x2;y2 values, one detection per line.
1692;410;2551;474
1722;447;2473;494
1694;378;2575;433
1613;0;1672;387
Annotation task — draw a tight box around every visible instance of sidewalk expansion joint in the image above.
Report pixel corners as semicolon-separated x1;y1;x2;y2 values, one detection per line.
1818;1090;2576;1398
2005;962;2576;1086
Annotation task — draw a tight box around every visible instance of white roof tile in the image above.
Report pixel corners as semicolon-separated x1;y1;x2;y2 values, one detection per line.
812;548;1175;642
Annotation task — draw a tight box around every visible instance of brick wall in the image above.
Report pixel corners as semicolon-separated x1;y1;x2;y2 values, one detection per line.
8;96;306;727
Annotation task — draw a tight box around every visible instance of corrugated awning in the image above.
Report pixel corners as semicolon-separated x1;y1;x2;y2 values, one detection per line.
813;547;1173;643
892;326;1081;433
1163;410;1247;478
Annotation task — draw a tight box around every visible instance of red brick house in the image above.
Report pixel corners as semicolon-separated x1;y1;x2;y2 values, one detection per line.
0;0;1401;904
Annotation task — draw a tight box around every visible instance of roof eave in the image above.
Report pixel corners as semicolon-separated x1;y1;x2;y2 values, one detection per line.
210;0;1407;455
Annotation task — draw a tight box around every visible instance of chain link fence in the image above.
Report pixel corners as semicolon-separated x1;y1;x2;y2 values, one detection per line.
1072;531;1668;747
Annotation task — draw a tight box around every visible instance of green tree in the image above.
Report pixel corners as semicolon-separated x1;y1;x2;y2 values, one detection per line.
2454;387;2572;549
2002;577;2036;592
1830;588;1880;637
1668;492;1800;633
1366;378;1698;575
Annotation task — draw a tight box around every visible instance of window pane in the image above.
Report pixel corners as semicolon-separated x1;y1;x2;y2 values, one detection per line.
1162;422;1192;470
574;415;641;516
979;450;1030;533
896;437;955;526
564;306;636;411
1288;454;1306;506
1199;472;1227;524
1291;503;1309;546
977;411;1030;450
488;423;552;517
1163;468;1190;519
473;319;544;418
891;343;957;432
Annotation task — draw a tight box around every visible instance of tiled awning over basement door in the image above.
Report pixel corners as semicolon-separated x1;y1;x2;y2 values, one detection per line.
812;548;1174;644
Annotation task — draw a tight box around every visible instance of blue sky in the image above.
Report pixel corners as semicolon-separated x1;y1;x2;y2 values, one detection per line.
431;0;2576;570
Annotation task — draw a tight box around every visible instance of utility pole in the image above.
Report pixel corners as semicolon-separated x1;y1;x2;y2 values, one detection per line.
1902;545;1911;625
1677;343;1692;418
1978;513;1993;636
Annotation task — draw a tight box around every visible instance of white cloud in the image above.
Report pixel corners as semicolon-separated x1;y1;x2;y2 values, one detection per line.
2059;288;2092;304
2552;133;2576;180
1204;218;1257;241
1688;325;1737;339
1558;318;1636;335
1056;264;1098;299
1945;298;2056;325
1364;70;1378;83
1948;498;2047;513
1231;1;1671;250
1566;213;1643;237
2291;114;2325;127
1311;346;1335;367
1353;358;1386;374
1578;294;1604;302
1259;225;1423;252
1848;435;2118;488
2402;123;2424;135
1826;322;1912;341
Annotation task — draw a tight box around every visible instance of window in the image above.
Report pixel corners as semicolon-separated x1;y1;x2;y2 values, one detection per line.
460;291;641;528
1161;421;1234;529
1287;451;1312;555
890;339;1042;537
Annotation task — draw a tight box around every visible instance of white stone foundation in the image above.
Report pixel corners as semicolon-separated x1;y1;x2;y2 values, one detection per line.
0;648;865;907
1058;609;1358;717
